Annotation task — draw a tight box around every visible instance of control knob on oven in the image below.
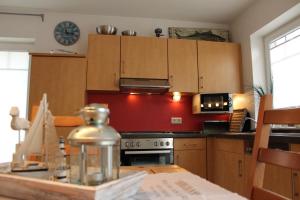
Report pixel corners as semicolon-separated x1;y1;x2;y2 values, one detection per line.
154;141;158;147
130;142;135;147
166;141;170;146
136;142;140;147
125;142;129;147
160;141;164;146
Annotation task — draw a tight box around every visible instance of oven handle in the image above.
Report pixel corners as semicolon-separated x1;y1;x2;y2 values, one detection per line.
124;150;171;155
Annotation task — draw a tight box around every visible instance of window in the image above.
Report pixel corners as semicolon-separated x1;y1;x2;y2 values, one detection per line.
266;22;300;109
0;51;29;163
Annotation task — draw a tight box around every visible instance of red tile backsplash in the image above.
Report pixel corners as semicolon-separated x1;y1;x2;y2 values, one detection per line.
87;92;229;132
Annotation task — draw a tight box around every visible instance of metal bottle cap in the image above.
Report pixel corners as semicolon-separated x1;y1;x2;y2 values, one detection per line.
67;104;120;146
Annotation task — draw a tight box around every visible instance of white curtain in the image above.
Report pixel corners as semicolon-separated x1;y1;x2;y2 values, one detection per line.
0;51;29;163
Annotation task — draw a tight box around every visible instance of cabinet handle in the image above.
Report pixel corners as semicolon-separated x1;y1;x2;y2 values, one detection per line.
121;61;125;74
238;160;243;177
199;76;204;89
114;72;118;86
292;172;299;198
169;75;173;88
184;143;197;147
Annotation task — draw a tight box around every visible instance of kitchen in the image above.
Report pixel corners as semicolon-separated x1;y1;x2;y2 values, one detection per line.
0;0;300;199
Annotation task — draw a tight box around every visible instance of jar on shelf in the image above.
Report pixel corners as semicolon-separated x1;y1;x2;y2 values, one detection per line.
67;104;120;186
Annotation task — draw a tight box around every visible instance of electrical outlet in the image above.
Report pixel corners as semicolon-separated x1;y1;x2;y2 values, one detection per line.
171;117;182;124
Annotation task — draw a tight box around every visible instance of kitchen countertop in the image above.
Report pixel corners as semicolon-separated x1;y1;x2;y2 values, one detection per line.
121;130;300;143
120;131;205;138
206;131;300;143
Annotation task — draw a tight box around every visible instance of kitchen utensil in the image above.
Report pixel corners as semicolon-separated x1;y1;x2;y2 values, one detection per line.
96;25;117;35
154;28;164;37
121;30;137;36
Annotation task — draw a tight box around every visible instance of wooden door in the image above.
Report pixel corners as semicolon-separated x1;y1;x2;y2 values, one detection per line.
87;34;120;91
291;144;300;200
211;138;245;195
29;54;87;137
263;164;292;198
168;39;198;93
214;150;244;195
198;41;242;93
121;36;168;79
174;138;206;178
174;149;206;178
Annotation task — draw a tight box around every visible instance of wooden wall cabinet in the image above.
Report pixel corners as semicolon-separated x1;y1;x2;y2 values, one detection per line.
120;36;168;79
208;138;245;196
197;41;242;93
87;34;120;91
29;54;87;137
174;138;206;178
168;39;198;93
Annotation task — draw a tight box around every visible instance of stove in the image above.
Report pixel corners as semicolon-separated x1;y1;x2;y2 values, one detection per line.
120;132;174;166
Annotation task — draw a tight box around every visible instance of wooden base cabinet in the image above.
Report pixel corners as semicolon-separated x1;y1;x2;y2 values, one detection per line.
208;138;245;196
263;164;292;198
291;144;300;200
174;138;206;178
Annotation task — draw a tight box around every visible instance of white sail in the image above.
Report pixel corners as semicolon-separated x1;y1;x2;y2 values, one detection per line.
44;109;61;174
13;94;48;162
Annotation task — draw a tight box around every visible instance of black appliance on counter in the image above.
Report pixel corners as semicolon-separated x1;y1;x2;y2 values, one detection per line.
193;93;233;114
203;120;230;134
120;132;174;166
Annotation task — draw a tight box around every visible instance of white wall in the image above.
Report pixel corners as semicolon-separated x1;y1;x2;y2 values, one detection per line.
230;0;300;119
0;10;228;54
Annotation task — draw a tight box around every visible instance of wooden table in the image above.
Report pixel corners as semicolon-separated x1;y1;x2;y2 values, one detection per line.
120;164;187;174
0;165;246;200
0;165;186;200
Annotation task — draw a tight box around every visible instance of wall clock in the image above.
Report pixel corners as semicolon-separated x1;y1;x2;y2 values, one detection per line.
54;21;80;46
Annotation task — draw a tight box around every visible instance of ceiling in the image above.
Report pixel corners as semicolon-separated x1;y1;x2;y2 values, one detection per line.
0;0;255;24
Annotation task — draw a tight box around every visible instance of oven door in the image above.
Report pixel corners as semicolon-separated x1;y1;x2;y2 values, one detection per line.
121;149;174;166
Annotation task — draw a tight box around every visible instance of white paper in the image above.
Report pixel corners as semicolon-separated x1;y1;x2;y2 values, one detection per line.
128;172;247;200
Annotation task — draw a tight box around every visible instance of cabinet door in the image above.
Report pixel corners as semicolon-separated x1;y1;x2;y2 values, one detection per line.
198;41;242;93
174;149;206;178
214;150;244;195
87;35;120;91
291;144;300;200
29;55;87;136
168;39;198;93
263;164;292;198
121;36;168;79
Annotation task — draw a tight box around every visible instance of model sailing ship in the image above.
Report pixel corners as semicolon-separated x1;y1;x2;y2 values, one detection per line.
10;94;61;173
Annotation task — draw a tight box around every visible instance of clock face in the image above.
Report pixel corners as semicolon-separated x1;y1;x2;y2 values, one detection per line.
54;21;80;46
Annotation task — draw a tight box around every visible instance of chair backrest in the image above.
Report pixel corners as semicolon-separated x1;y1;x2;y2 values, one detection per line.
248;95;300;200
31;105;84;127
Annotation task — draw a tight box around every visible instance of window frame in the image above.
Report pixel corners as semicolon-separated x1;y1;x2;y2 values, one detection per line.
264;16;300;106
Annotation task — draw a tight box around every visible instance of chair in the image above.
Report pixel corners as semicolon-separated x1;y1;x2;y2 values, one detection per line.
31;105;84;127
248;95;300;200
30;105;84;157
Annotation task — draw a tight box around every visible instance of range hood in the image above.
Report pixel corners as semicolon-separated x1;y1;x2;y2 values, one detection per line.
119;78;170;94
